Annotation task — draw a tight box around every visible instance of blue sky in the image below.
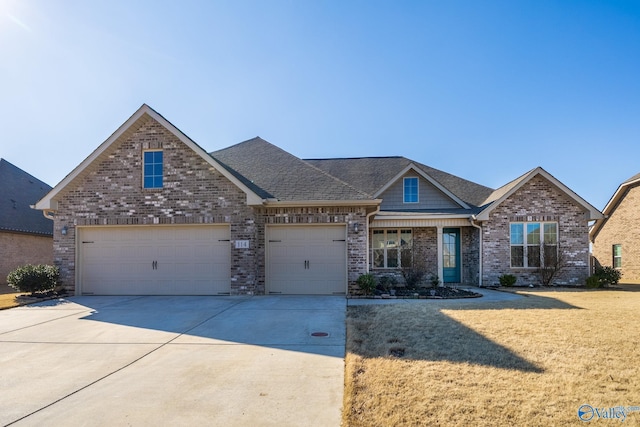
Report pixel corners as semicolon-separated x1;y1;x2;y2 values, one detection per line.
1;0;639;210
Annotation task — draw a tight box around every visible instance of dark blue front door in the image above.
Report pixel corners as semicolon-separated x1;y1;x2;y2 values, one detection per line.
443;228;461;283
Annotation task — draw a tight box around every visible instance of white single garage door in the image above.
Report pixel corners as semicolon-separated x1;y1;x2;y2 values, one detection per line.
79;225;230;295
266;225;347;295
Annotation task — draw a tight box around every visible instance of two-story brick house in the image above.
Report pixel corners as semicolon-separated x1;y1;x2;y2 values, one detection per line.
35;104;602;295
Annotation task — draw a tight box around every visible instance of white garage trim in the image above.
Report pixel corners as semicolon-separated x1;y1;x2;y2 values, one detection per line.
76;224;231;295
266;224;347;295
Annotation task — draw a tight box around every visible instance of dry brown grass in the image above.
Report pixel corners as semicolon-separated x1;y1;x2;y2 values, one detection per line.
343;290;640;426
0;292;26;310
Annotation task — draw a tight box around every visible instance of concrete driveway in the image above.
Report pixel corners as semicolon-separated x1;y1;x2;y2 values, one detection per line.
0;296;346;427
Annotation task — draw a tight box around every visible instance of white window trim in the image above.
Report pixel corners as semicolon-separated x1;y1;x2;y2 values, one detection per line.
509;221;558;269
403;177;419;204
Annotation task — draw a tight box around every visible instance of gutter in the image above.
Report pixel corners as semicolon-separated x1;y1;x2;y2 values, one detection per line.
469;215;483;287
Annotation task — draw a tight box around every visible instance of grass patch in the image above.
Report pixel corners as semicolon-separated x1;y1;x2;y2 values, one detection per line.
0;292;27;310
344;290;640;426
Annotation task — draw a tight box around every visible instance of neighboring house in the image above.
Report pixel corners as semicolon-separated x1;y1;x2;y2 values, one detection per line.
0;159;53;285
35;104;603;296
590;173;640;283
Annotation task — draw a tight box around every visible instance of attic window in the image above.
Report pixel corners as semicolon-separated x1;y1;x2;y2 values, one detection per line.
404;177;418;203
143;150;163;189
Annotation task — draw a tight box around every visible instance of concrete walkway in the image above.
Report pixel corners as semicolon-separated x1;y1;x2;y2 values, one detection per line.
0;296;345;427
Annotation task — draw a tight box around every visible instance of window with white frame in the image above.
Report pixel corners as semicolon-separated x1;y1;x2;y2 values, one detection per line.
372;229;413;268
613;244;622;268
510;222;558;268
403;177;418;203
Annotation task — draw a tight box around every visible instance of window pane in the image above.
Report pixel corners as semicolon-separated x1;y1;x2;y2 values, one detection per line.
527;245;541;267
400;229;412;268
404;177;418;203
373;249;385;268
154;176;163;188
543;223;557;244
144;177;154;188
527;223;540;244
144;151;153;163
510;224;523;245
154;151;163;163
387;230;398;248
543;245;558;267
372;230;385;249
511;246;524;267
613;244;622;257
154;163;163;175
387;249;398;268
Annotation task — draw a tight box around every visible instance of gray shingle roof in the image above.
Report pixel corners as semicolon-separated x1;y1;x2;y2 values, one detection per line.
305;157;495;207
0;159;53;235
211;138;373;202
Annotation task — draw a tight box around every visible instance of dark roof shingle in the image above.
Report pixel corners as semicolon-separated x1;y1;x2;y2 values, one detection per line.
0;159;53;235
211;138;373;202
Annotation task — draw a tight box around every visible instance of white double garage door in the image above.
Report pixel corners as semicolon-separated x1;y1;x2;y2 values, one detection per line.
78;225;347;296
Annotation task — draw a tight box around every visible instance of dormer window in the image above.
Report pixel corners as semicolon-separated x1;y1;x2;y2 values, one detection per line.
403;177;418;203
143;150;163;189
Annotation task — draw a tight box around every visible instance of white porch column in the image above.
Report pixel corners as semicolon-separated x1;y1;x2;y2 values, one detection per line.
436;226;443;285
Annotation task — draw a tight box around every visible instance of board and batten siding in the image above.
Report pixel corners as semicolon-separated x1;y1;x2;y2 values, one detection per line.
380;172;461;211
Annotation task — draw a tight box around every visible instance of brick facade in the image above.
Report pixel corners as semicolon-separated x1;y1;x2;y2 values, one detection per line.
591;184;640;283
52;117;369;295
0;231;53;285
54;118;256;294
482;175;591;286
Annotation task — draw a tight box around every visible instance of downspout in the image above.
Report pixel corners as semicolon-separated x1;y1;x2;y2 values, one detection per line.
365;206;381;272
469;215;483;287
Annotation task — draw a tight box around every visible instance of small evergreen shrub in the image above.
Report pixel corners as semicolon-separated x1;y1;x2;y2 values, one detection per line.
7;264;59;295
356;273;377;295
499;274;517;287
585;275;601;289
586;266;622;288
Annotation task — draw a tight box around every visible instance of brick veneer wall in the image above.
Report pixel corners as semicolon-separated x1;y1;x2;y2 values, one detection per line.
482;175;591;286
53;117;257;295
592;184;640;283
0;232;53;285
461;226;480;285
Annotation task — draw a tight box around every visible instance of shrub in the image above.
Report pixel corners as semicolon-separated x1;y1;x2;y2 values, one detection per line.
402;268;425;290
7;264;59;295
356;273;377;295
585;275;601;289
499;274;517;287
587;266;622;288
429;274;441;288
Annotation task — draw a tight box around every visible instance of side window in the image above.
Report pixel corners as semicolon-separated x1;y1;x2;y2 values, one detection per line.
143;151;163;189
613;244;622;268
403;177;418;203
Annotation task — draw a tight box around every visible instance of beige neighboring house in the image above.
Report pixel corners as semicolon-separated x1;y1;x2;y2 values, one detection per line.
590;173;640;283
0;159;53;286
34;104;603;296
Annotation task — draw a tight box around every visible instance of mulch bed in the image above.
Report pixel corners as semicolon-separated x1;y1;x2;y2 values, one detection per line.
351;286;482;299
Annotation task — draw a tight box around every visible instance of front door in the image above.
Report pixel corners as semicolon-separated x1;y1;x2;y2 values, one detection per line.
443;228;461;283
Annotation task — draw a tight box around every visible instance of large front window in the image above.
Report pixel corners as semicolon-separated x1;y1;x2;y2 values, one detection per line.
510;222;557;268
372;229;413;268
